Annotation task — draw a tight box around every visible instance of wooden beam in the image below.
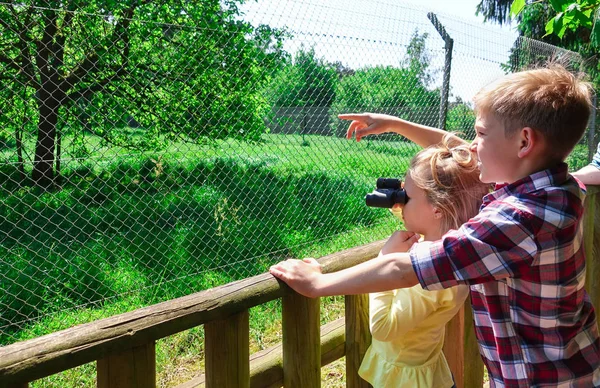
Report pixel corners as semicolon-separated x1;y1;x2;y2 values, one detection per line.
204;311;249;388
282;293;320;387
584;186;600;333
461;298;484;388
345;294;371;388
443;305;465;388
97;342;156;388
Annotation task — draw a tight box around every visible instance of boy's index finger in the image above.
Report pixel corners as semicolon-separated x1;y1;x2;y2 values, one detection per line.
347;120;362;140
338;113;365;121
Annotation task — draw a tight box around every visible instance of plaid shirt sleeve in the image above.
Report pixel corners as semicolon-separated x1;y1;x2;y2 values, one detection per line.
409;201;540;290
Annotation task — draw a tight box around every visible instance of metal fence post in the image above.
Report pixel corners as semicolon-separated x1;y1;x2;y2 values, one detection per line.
427;12;453;130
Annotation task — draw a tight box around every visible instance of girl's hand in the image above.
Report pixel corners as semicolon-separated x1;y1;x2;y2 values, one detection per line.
269;258;324;298
381;231;420;255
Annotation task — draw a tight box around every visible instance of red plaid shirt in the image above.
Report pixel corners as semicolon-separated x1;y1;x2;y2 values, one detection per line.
410;163;600;387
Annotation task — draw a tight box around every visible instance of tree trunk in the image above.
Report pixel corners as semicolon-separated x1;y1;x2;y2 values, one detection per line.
32;84;62;187
15;125;25;181
56;126;62;183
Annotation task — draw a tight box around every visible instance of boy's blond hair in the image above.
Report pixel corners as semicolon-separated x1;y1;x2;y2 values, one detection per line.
409;134;491;234
473;65;593;160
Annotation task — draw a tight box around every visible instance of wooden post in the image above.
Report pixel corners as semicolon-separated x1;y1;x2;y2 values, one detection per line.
443;305;465;388
0;383;28;388
345;294;371;388
584;187;600;333
461;298;484;388
97;342;155;388
204;310;250;388
282;293;320;387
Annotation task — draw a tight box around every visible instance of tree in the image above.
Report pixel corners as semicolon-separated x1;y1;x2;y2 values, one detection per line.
446;98;476;136
0;0;286;187
403;30;436;87
477;0;600;46
329;30;440;135
266;47;338;107
510;0;600;45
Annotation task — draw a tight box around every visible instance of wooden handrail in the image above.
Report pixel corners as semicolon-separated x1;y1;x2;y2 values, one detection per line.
0;240;386;385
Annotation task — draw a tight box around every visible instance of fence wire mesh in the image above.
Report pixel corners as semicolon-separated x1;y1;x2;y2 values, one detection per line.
0;0;591;346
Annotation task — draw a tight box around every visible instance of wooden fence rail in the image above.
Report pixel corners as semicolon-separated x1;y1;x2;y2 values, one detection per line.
1;187;598;388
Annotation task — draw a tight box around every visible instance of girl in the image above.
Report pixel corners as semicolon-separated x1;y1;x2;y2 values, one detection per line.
358;134;490;388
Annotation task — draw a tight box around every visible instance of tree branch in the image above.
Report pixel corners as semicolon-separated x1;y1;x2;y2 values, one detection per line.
63;0;151;92
65;68;128;102
35;8;58;75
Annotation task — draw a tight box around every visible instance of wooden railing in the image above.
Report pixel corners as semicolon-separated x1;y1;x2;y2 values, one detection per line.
1;186;599;388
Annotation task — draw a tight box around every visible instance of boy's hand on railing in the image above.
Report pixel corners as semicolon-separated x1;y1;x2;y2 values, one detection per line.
339;113;398;141
270;258;324;298
381;231;420;255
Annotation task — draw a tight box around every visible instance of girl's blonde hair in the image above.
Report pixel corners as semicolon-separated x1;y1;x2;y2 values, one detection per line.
408;134;491;233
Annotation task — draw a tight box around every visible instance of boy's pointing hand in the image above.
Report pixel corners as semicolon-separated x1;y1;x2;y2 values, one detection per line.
340;113;396;141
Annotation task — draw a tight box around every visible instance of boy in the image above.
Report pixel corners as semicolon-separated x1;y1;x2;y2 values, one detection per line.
270;65;600;387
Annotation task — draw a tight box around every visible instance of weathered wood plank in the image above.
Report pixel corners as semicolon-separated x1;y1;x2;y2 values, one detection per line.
0;240;385;385
584;186;600;333
443;305;465;388
178;318;346;388
97;342;156;388
345;294;371;388
205;311;249;388
0;383;28;388
282;293;320;387
462;297;484;388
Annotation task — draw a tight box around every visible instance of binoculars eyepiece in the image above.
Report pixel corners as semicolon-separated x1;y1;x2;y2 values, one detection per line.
365;178;407;208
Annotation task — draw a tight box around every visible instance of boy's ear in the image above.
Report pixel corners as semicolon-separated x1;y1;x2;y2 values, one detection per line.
517;127;537;159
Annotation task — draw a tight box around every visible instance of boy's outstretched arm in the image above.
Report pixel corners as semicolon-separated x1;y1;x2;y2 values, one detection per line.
339;113;465;148
269;253;419;298
572;164;600;185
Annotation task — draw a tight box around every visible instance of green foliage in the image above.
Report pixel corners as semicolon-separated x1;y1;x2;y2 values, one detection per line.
0;0;288;184
446;100;477;136
0;129;16;150
508;0;600;44
566;143;590;170
266;47;339;107
402;30;436;87
329;31;440;136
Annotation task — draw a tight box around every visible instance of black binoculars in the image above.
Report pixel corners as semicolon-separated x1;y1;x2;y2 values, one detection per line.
365;178;407;208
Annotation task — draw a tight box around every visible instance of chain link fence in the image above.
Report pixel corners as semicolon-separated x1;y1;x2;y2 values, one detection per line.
0;0;592;346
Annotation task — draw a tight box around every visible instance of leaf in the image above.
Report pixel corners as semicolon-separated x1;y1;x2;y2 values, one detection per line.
572;9;593;28
544;13;563;37
557;22;569;38
548;0;571;12
510;0;526;18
